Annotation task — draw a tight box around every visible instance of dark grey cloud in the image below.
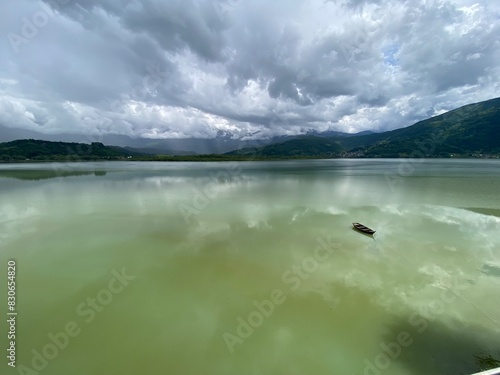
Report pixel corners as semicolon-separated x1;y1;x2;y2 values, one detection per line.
1;0;499;139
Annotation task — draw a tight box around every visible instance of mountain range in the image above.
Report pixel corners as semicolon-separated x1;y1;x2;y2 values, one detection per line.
0;97;499;160
228;97;500;158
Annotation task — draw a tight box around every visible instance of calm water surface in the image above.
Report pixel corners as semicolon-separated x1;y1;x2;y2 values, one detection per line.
0;159;499;375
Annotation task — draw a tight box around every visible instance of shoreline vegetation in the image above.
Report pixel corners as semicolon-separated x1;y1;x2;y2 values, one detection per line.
1;155;500;163
0;150;499;163
1;153;500;163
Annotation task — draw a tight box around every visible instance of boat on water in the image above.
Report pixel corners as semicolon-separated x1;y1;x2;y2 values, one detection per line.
352;222;376;235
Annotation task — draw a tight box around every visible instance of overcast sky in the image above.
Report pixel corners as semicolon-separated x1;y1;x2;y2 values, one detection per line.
1;0;499;139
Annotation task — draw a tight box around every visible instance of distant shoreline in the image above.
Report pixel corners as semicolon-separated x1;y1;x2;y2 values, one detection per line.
1;155;499;164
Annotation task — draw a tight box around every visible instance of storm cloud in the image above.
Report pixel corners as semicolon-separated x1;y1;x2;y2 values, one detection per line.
1;0;499;139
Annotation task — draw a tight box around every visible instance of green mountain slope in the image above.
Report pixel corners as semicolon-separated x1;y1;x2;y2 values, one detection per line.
339;97;500;157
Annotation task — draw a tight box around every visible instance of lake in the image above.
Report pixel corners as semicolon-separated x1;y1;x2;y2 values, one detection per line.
0;159;499;375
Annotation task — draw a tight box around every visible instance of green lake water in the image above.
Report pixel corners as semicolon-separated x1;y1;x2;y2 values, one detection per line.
0;159;499;375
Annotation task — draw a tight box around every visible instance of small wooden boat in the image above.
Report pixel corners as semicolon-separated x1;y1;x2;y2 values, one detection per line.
352;222;376;235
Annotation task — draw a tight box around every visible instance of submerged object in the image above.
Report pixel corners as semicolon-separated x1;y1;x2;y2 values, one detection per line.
352;222;376;235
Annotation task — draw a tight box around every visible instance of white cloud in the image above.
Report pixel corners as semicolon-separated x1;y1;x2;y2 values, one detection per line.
0;0;498;139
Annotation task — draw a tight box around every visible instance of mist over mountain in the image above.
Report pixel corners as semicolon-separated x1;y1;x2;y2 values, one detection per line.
0;124;372;155
1;97;499;159
226;97;500;158
0;124;250;155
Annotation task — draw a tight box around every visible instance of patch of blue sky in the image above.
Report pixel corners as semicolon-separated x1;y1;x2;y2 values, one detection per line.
382;43;400;66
